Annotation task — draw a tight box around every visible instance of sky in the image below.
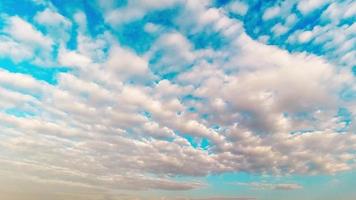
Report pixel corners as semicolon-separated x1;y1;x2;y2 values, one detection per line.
0;0;355;199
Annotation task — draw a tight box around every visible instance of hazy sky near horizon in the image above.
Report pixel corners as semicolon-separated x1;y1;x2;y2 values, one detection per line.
0;0;355;199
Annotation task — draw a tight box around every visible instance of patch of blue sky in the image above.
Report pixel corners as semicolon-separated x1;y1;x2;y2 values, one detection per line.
241;1;334;58
66;25;78;50
213;0;232;7
114;19;156;54
0;58;69;84
336;108;352;132
280;7;330;48
4;108;36;118
340;87;356;102
83;0;108;36
182;134;200;149
113;8;179;54
188;30;227;50
284;172;356;200
50;0;108;36
338;16;355;26
0;0;42;19
242;0;279;38
140;110;152;119
203;172;263;197
181;94;204;103
200;138;210;150
145;7;179;29
50;0;84;17
200;171;356;200
178;132;211;150
352;66;356;76
160;72;179;80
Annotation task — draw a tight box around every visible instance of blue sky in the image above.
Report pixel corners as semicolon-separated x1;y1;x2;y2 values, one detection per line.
0;0;355;200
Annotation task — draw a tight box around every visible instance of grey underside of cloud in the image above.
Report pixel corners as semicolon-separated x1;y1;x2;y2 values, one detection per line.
0;0;355;199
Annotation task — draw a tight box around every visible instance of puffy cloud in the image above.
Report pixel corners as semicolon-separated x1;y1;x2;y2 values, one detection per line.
58;49;92;68
0;15;56;65
297;0;330;15
271;23;289;36
34;8;72;43
0;35;33;62
4;16;53;50
34;8;71;27
102;0;181;26
106;45;152;80
227;1;249;16
262;6;280;21
148;32;195;75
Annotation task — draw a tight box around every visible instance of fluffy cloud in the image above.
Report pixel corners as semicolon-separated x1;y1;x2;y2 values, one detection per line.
297;0;330;15
4;16;53;49
101;0;182;26
34;8;72;43
0;15;55;65
0;36;33;62
262;6;280;21
227;1;249;16
34;8;71;27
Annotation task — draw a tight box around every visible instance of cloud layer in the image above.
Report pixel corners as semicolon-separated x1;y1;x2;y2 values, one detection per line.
0;0;355;199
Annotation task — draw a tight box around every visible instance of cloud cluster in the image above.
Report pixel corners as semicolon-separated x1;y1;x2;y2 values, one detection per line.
0;0;355;199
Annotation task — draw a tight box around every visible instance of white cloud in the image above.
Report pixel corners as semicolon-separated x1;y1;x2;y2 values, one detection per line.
228;1;249;16
4;16;53;50
271;23;288;36
103;0;181;26
144;23;162;34
236;182;303;190
106;45;151;80
0;15;57;65
262;6;280;21
74;11;87;32
298;30;313;43
285;13;297;26
147;32;195;75
321;0;356;23
0;36;33;62
297;0;330;15
35;8;71;27
0;1;355;199
34;8;72;43
58;48;92;68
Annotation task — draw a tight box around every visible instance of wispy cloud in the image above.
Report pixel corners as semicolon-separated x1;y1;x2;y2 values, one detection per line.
234;182;303;190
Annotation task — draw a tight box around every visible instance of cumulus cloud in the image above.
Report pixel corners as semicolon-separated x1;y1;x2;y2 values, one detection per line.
227;1;249;16
262;6;280;21
35;8;71;27
101;0;181;26
297;0;330;15
4;16;53;49
0;15;55;65
34;8;72;43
